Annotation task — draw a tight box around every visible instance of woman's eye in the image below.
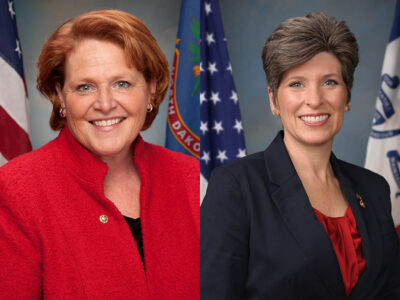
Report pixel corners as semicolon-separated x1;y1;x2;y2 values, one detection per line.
289;82;302;88
77;84;92;93
325;80;338;86
116;81;131;88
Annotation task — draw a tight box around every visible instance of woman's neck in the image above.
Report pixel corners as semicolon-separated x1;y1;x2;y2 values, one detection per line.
100;145;141;218
283;134;334;182
100;146;138;180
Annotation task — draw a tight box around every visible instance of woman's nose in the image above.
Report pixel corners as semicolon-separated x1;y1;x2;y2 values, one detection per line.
94;86;116;112
305;85;323;108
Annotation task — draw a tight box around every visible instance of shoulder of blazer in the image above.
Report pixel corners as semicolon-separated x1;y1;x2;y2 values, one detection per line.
333;156;392;220
211;149;266;182
210;131;297;188
333;157;388;189
208;131;296;202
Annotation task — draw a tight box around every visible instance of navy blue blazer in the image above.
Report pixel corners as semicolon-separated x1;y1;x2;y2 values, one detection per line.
201;131;400;300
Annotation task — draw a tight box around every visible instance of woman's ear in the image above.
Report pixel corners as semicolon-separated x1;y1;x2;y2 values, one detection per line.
345;100;352;112
55;82;65;107
148;79;157;100
346;88;352;103
345;88;352;111
268;86;279;116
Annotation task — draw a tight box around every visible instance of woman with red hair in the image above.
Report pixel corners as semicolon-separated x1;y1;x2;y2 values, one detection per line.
0;9;199;299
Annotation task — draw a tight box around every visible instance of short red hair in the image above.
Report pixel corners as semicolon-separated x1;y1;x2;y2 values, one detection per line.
37;9;169;131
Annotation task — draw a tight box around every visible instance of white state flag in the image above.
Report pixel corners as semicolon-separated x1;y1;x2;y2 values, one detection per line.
365;1;400;230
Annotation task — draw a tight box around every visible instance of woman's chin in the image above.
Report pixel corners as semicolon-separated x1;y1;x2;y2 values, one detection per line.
300;133;336;146
85;140;133;161
285;131;337;148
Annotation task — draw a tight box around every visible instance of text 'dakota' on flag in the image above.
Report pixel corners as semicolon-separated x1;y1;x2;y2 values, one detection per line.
165;0;200;159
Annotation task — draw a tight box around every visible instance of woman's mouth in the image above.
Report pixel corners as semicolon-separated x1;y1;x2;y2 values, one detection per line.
90;117;125;127
299;114;329;125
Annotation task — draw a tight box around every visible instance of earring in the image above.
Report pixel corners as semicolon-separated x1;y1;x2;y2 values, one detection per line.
345;102;352;112
146;103;153;112
272;109;280;116
59;107;66;118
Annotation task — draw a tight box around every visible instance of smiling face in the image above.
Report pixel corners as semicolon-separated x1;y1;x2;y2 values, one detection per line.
268;52;348;149
56;39;155;161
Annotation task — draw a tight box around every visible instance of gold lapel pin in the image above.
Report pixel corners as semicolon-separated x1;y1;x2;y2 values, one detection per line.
356;193;366;208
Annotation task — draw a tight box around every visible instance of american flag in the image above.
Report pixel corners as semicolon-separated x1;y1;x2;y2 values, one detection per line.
0;0;31;166
200;0;246;200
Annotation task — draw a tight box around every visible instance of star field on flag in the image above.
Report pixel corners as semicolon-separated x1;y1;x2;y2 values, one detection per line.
200;0;246;199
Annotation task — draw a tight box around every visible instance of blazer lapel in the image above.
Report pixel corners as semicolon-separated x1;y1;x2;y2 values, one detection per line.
264;132;346;299
331;156;383;300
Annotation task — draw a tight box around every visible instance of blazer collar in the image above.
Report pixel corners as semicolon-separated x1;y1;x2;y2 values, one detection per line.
56;124;147;201
264;131;383;299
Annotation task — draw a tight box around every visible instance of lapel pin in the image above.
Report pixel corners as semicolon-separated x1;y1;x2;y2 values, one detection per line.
356;193;366;208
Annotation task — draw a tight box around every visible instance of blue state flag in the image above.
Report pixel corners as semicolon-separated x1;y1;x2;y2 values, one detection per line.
365;0;400;234
165;0;200;159
200;0;246;200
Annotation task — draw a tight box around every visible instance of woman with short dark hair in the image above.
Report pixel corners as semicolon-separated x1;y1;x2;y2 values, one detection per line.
201;12;400;299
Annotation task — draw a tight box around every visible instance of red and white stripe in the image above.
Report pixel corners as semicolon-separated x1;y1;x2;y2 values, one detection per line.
0;55;31;166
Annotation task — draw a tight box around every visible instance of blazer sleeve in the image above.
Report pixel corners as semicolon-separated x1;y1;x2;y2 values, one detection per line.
382;252;400;299
201;166;249;300
0;175;42;299
380;179;400;299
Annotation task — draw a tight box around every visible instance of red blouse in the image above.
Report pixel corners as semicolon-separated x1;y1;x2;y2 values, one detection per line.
314;206;366;296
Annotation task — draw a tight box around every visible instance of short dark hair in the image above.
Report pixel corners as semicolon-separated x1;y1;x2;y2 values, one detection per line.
261;12;358;103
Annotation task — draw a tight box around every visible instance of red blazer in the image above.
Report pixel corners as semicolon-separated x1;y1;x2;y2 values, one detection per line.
0;127;199;299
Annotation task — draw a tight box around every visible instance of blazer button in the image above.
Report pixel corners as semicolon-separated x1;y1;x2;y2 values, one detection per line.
99;214;109;223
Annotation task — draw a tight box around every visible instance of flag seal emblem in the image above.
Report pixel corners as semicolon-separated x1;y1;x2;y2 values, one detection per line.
167;18;200;158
